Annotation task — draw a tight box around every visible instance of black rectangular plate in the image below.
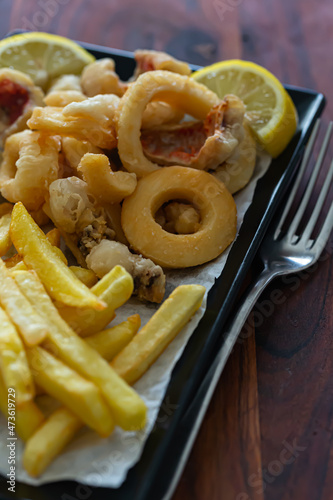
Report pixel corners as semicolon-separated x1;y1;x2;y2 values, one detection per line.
0;32;326;500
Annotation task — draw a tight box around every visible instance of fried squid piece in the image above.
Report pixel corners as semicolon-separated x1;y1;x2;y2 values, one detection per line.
133;50;191;77
45;74;86;107
212;124;256;194
0;130;61;211
141;94;245;171
28;94;119;149
0;68;44;148
77;153;137;204
86;240;165;303
61;137;103;173
141;101;184;130
47;177;165;302
81;58;127;97
47;177;115;264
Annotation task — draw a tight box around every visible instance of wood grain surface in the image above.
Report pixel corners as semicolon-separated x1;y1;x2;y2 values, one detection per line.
0;1;332;499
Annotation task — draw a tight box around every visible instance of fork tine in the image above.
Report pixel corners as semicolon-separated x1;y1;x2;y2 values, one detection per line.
274;119;321;239
287;121;333;241
312;200;333;257
301;157;333;243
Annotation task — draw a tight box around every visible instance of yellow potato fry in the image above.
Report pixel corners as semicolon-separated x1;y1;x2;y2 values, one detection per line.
86;314;141;361
0;306;34;405
112;284;206;384
0;259;48;346
45;228;68;264
45;228;61;248
0;212;12;257
23;407;83;477
59;265;133;337
69;266;98;288
26;346;114;437
78;153;137;204
14;270;147;431
10;202;105;310
3;253;22;268
9;260;27;272
0;374;44;441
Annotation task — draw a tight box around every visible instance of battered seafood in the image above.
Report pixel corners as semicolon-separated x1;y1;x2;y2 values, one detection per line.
47;177;166;302
116;70;221;177
121;167;237;268
45;74;85;107
0;130;61;211
141;95;245;171
81;58;127;97
134;50;191;77
0;68;44;148
28;94;119;149
86;240;166;303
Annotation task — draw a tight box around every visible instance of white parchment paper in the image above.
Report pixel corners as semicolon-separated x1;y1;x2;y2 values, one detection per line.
0;152;271;487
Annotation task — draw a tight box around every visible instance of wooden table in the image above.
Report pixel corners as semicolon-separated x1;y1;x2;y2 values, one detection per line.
1;1;332;498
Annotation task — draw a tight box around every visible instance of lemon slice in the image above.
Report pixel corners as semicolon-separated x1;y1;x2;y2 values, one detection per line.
192;60;298;157
0;32;95;89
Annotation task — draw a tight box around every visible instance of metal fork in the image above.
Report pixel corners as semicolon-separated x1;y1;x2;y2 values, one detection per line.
167;121;333;499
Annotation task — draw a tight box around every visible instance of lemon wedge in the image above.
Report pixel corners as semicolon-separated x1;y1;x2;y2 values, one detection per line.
192;60;298;157
0;32;95;89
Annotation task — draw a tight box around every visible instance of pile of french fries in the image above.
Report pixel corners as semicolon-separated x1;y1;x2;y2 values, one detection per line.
0;201;205;477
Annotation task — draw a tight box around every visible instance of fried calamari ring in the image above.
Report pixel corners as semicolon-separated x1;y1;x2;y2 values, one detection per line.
44;90;86;107
121;166;237;268
116;71;220;177
0;130;61;211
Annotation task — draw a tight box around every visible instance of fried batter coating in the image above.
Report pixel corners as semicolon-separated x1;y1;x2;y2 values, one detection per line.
44;90;86;107
86;240;165;303
212;124;256;194
61;137;103;173
48;177;115;258
81;58;127;97
77;153;137;204
48;74;82;93
116;70;221;176
0;130;61;211
141;95;245;171
0;68;44;148
141;101;184;130
134;50;191;77
28;94;119;149
158;201;201;234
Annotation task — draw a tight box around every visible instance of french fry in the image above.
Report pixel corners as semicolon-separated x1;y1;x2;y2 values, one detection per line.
86;315;141;361
23;407;83;477
46;228;67;264
112;284;206;384
0;306;35;405
0;259;48;346
26;345;114;437
0;212;12;257
10;202;105;310
45;228;61;248
0;374;44;441
4;253;22;268
69;266;98;288
59;265;133;337
9;260;28;272
14;270;147;431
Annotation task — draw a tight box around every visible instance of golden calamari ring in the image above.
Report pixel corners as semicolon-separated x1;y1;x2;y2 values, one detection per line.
121;166;237;268
116;70;220;177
